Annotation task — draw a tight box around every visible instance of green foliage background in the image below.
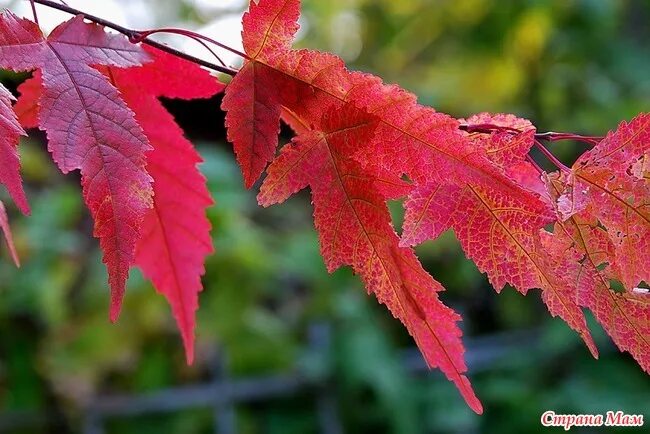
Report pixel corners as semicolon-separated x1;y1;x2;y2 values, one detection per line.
0;0;648;433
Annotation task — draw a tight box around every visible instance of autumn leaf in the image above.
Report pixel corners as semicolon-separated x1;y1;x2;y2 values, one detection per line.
16;46;225;363
260;104;482;413
227;1;481;410
0;81;24;267
0;12;153;321
399;113;599;355
105;47;223;364
545;173;650;372
0;82;28;215
558;114;650;289
221;0;301;188
224;0;589;410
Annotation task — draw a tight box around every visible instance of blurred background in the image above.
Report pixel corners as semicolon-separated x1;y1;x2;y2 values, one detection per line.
0;0;649;433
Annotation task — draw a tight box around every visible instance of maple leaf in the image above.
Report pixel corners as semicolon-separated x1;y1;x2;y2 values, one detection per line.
221;0;300;188
225;0;553;247
401;114;538;246
543;175;650;372
400;112;595;345
0;82;23;267
259;105;483;414
227;1;482;410
0;82;28;215
558;114;650;289
0;12;153;321
401;115;598;356
223;0;563;410
106;47;223;363
15;46;224;363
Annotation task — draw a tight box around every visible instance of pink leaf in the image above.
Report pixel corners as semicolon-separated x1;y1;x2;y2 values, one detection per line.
106;47;223;363
0;12;153;321
0;82;28;214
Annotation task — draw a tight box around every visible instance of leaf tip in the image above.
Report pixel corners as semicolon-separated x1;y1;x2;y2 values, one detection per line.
256;194;271;208
244;177;257;190
17;199;31;217
10;251;20;268
586;339;599;360
183;338;195;366
109;299;122;323
471;399;484;415
458;374;483;414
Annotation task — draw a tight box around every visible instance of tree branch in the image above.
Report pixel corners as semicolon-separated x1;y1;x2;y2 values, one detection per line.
29;0;238;76
28;0;607;151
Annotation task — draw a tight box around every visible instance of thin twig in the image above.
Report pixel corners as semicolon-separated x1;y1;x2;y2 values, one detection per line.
28;0;238;76
535;131;603;146
459;123;603;146
534;139;570;172
460;123;580;172
459;123;521;135
138;31;229;67
134;28;248;60
525;155;544;174
29;0;38;24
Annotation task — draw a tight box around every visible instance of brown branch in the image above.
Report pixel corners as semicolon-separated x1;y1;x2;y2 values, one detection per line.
29;0;239;76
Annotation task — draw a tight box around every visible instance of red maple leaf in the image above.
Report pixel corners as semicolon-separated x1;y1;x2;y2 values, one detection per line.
0;82;24;266
221;0;301;188
223;0;576;409
221;0;483;411
0;12;153;321
15;46;224;363
107;47;223;363
222;0;608;411
0;82;28;215
558;114;650;289
400;115;598;355
260;105;482;414
546;201;650;372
